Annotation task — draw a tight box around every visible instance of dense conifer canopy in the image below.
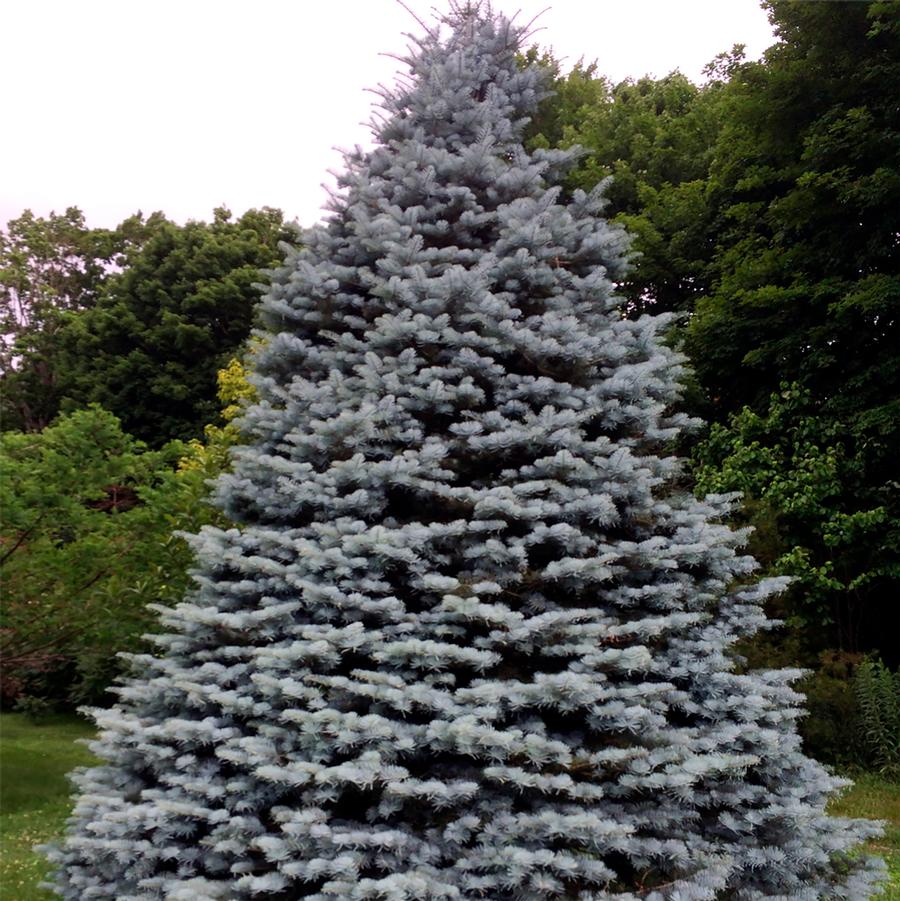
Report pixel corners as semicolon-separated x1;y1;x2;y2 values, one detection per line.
47;4;882;898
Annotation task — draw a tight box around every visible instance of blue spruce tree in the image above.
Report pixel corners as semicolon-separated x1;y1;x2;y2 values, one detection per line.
48;4;883;898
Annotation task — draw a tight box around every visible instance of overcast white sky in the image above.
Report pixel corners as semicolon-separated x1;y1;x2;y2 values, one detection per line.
2;0;775;230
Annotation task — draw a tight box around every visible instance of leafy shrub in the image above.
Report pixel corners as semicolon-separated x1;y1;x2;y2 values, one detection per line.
798;650;867;769
693;384;893;649
0;407;186;704
0;360;253;707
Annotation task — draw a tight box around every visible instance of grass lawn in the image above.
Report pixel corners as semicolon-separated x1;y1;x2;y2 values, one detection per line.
829;770;900;899
1;711;898;899
0;713;97;900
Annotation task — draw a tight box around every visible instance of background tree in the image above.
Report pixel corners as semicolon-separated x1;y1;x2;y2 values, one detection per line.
0;407;187;704
694;386;893;648
687;0;900;422
685;0;900;664
525;56;727;315
55;207;293;445
48;8;881;898
0;208;164;431
529;0;900;686
0;360;253;707
694;385;898;656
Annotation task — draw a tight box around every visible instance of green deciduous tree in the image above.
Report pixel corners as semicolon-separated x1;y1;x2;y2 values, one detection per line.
526;57;727;315
0;208;163;431
519;2;899;766
0;355;253;705
693;385;898;654
687;1;900;430
686;0;900;664
56;207;294;445
0;407;187;703
531;1;899;671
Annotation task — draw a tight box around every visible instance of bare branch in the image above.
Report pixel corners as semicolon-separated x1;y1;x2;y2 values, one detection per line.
395;0;438;38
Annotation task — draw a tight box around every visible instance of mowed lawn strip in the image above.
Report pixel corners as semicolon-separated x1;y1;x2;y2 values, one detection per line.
1;713;97;901
0;712;897;898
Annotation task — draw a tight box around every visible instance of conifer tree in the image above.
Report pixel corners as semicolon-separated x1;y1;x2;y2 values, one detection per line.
48;4;882;898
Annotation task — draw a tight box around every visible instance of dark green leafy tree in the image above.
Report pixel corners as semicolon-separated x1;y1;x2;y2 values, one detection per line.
56;207;294;444
526;56;727;315
524;0;900;752
687;0;900;664
687;1;900;425
0;208;163;431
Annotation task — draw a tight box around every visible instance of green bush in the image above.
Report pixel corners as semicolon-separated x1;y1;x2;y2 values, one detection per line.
693;384;893;647
0;355;255;708
798;650;866;769
0;407;220;705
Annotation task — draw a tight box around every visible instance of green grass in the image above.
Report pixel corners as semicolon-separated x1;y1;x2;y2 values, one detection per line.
1;711;898;898
829;771;900;899
0;713;97;900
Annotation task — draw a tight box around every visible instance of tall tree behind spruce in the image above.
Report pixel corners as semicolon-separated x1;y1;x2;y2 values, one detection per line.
528;2;900;664
525;57;728;316
685;0;900;660
56;207;294;445
48;5;881;899
687;0;899;425
0;208;163;431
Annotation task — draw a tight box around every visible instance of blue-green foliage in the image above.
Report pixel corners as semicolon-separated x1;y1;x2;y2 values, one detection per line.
46;4;883;898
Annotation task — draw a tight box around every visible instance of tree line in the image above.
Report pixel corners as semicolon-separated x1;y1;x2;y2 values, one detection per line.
1;0;897;770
